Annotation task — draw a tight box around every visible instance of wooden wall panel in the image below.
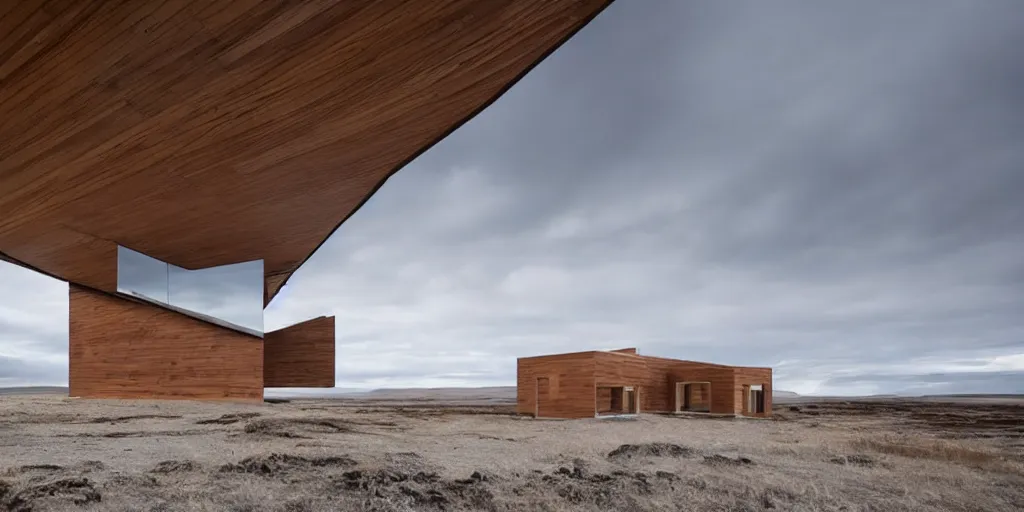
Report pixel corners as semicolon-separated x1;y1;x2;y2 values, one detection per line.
636;356;677;412
69;285;263;401
596;386;614;413
594;352;648;413
683;383;710;409
591;353;737;414
600;355;722;413
1;225;117;292
667;365;736;414
263;316;336;388
516;352;596;419
733;367;773;417
518;350;773;417
594;351;648;386
0;0;615;304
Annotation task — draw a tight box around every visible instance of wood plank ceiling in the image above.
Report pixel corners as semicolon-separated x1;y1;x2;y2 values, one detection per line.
0;0;613;302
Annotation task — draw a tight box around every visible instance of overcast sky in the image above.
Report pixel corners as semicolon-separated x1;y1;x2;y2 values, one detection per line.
2;0;1023;396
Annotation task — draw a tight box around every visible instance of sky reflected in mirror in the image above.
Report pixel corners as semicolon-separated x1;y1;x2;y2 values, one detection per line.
116;246;263;335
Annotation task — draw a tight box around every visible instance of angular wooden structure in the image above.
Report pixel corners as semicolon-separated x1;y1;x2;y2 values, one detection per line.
517;348;772;419
69;285;265;401
0;0;614;400
0;0;614;300
264;316;336;388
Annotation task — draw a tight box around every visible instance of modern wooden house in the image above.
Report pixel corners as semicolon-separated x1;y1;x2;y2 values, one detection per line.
517;348;772;419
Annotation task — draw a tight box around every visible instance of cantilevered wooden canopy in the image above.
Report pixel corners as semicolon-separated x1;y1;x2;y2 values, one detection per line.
0;0;613;302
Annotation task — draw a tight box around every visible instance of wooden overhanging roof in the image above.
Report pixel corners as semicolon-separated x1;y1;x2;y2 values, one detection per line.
0;0;614;302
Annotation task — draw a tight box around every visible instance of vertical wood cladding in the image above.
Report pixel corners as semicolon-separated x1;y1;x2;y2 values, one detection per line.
68;285;263;401
263;316;336;388
516;352;596;419
517;349;773;418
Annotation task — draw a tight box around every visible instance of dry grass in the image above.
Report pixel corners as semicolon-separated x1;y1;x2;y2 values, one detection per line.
1;395;1023;511
849;434;1020;473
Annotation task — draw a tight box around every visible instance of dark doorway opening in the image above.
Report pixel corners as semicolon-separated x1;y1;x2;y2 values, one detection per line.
675;381;711;413
597;386;638;416
745;384;765;414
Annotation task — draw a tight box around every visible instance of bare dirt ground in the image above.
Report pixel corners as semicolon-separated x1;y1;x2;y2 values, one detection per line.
0;394;1022;511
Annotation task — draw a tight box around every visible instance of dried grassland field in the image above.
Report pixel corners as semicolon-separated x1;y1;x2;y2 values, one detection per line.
0;393;1022;511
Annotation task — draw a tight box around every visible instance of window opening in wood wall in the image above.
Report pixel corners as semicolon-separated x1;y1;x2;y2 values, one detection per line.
675;381;711;413
597;385;638;415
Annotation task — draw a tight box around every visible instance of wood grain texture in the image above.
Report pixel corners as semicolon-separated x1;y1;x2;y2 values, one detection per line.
667;365;736;414
0;225;117;292
678;382;710;411
517;352;596;419
596;386;614;413
517;349;773;418
594;351;648;382
0;0;615;302
263;315;335;388
68;284;263;402
733;367;773;417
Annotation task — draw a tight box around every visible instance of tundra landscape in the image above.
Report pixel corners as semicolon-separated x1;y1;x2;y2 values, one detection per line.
0;388;1022;511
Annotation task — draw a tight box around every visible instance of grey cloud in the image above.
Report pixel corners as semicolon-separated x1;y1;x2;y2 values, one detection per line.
271;0;1024;393
0;263;69;386
117;246;264;332
822;371;1024;396
0;355;66;386
166;261;264;332
4;0;1024;393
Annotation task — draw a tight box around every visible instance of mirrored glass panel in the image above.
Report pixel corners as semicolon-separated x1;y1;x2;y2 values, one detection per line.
168;260;264;335
116;246;168;303
115;245;264;336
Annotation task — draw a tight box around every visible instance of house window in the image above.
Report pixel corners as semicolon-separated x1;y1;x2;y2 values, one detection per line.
675;381;711;413
597;386;638;415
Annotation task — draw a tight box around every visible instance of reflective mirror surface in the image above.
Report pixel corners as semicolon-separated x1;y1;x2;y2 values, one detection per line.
115;246;264;336
116;246;168;303
168;260;264;335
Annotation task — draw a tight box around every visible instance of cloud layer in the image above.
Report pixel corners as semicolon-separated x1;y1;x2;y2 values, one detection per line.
2;0;1023;395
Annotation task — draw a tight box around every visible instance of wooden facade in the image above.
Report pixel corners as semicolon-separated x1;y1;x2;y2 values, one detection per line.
264;316;336;388
69;285;265;402
517;348;773;419
0;1;613;399
68;285;338;400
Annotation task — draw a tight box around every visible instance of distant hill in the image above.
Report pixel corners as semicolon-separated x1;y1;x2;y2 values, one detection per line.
8;385;1012;403
362;386;517;400
1;386;798;400
263;387;369;398
0;386;68;396
265;386;517;400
